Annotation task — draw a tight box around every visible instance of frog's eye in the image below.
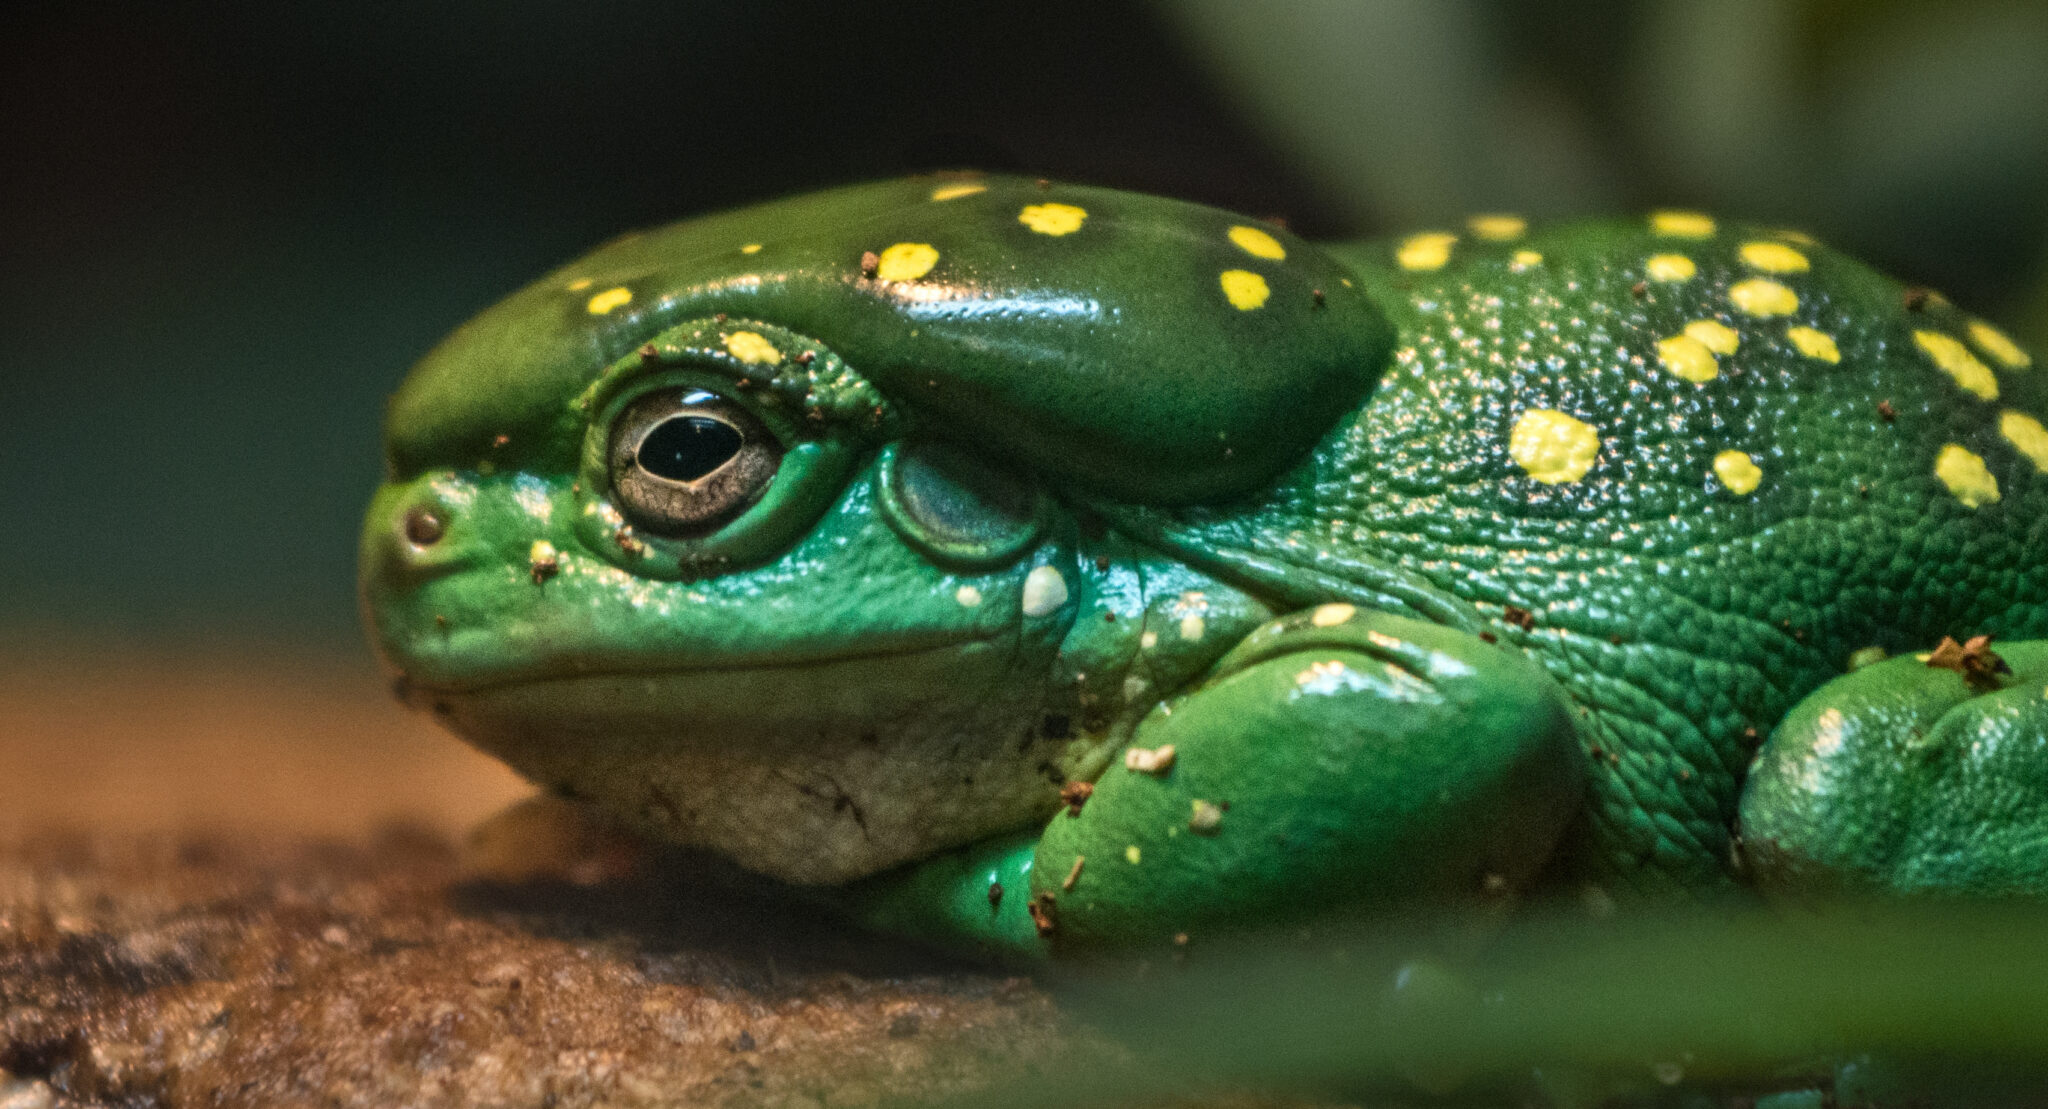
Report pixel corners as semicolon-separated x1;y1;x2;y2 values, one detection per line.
607;389;784;537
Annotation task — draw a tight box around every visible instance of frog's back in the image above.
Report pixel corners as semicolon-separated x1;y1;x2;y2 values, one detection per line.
1139;213;2048;892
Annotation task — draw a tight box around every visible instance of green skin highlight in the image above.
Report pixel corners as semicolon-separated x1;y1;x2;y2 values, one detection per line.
361;175;2048;974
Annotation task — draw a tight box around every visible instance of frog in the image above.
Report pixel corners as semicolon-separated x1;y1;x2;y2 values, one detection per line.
360;172;2048;965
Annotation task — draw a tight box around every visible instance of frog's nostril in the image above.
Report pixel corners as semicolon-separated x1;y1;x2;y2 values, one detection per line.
404;506;447;546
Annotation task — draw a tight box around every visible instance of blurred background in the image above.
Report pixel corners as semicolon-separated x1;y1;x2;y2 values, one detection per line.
3;0;2047;830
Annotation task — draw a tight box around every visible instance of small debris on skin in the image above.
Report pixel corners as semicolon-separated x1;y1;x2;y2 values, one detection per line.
730;1030;756;1052
859;251;880;278
1903;286;1933;312
1925;634;2012;691
638;344;660;363
1027;893;1058;937
1877;399;1897;423
1502;605;1537;631
1188;800;1224;836
1061;856;1085;892
1630;281;1648;300
491;433;511;448
1123;745;1176;775
1478;630;1498;644
1059;781;1093;816
794;350;816;365
1311;288;1326;308
529;542;561;585
613;527;646;558
987;881;1004;910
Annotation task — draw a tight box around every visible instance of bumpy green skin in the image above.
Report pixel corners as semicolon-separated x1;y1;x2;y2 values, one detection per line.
1740;643;2048;896
361;174;2048;969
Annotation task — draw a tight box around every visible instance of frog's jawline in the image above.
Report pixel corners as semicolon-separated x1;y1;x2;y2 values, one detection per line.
396;631;1002;699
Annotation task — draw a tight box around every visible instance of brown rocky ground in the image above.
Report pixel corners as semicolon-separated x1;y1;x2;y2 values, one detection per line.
0;642;1121;1108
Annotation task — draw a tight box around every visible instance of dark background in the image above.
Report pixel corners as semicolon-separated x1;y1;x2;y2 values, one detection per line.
7;0;2047;655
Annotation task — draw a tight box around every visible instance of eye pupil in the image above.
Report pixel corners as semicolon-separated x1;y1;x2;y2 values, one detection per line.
637;416;744;482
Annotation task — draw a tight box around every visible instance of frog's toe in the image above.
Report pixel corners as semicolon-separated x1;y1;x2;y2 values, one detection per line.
1738;640;2048;899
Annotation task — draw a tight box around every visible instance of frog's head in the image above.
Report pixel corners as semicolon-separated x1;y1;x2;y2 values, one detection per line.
360;174;1392;884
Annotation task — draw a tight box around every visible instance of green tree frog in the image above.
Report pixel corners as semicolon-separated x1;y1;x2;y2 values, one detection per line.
361;174;2048;963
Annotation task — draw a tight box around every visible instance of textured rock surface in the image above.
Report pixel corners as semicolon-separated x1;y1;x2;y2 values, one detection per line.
0;827;1084;1108
0;645;1096;1108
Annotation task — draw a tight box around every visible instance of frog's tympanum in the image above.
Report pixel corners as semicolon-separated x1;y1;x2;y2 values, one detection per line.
362;175;2048;962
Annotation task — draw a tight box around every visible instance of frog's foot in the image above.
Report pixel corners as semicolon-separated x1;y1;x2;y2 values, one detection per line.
1738;640;2048;899
1032;606;1584;955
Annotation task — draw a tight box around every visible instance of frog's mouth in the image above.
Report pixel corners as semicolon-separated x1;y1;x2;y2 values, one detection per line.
386;627;996;702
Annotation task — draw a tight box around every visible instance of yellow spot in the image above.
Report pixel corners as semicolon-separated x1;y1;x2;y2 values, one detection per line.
1511;250;1543;271
1786;326;1840;364
1227;225;1286;260
1657;334;1720;383
1310;603;1356;627
1220;269;1270;310
1713;450;1763;495
1018;203;1087;236
1683;319;1740;356
1646;254;1696;282
1179;612;1207;642
955;585;983;607
1467;214;1526;241
875;242;939;281
1969;319;2032;369
1021;566;1068;617
740;243;762;254
722;330;782;365
1740;241;1810;274
2000;411;2048;472
1651;210;1716;238
1775;229;1818;246
565;277;594;291
1728;278;1798;318
585;286;632;315
1396;232;1456;271
930;182;986;202
1915;330;1999;401
1935;444;2000;508
1124;845;1142;865
1509;409;1600;485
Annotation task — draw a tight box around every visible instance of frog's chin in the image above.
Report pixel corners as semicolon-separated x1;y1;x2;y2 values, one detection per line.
399;639;1089;887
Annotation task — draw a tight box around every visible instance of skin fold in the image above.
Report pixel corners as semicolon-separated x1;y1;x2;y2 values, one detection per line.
360;174;2048;975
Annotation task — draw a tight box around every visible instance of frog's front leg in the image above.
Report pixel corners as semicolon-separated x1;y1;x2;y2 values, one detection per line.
1738;640;2048;899
1034;606;1584;954
848;607;1586;961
